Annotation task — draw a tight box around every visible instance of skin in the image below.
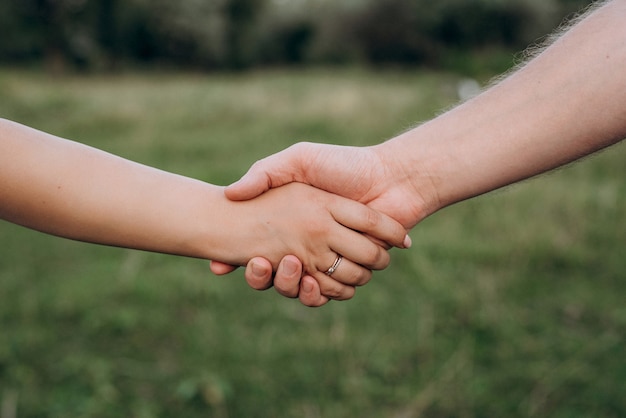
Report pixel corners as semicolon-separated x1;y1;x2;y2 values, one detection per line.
212;0;626;304
0;118;410;303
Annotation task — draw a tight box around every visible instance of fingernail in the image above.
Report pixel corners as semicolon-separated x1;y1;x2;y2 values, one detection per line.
302;279;314;293
251;261;266;277
403;234;412;249
282;258;298;276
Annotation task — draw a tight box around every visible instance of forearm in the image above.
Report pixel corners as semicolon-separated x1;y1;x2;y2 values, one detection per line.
381;0;626;219
0;119;221;259
0;118;407;284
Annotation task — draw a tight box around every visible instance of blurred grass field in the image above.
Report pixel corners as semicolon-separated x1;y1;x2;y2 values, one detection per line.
0;68;624;418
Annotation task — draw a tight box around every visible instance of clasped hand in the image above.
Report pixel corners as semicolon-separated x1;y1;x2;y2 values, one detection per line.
211;142;422;307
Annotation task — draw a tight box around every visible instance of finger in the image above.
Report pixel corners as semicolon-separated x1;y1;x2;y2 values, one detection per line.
326;226;392;271
318;256;373;287
209;260;239;275
244;257;274;291
363;232;412;251
299;275;330;307
310;269;356;301
273;255;304;298
225;145;304;201
329;198;410;249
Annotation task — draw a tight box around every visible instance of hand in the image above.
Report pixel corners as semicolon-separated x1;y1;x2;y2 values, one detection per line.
211;255;328;307
214;182;409;302
211;141;428;302
225;142;432;229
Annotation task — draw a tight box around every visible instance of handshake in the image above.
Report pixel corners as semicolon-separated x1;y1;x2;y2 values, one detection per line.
208;142;424;307
2;0;624;307
206;0;626;306
0;119;420;308
212;0;626;305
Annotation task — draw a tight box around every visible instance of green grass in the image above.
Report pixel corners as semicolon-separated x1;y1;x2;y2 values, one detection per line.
0;68;625;417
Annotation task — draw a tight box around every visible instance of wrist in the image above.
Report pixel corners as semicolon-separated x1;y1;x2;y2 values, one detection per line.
375;98;509;220
193;186;257;266
372;130;446;226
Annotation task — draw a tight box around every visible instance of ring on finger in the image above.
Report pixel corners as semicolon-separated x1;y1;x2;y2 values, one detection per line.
324;255;343;276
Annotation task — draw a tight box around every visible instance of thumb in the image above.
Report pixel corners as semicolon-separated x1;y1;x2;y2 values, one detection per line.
225;144;306;201
224;164;273;201
209;260;238;275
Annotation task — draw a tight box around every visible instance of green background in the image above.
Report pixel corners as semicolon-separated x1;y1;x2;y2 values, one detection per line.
0;68;625;417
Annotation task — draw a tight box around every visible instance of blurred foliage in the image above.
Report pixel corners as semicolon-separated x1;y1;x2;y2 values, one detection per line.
0;68;624;417
0;0;595;74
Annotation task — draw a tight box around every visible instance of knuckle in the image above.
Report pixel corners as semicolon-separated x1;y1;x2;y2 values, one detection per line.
338;286;356;301
362;244;384;267
354;269;372;286
375;250;391;270
362;245;391;270
342;267;371;286
363;208;382;231
319;283;347;300
323;284;356;301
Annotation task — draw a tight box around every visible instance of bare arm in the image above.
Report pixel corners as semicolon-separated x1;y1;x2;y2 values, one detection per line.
0;119;409;305
383;0;626;218
223;0;626;298
227;0;626;226
0;118;218;257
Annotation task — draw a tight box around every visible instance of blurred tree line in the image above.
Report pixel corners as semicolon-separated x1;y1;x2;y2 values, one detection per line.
0;0;594;73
